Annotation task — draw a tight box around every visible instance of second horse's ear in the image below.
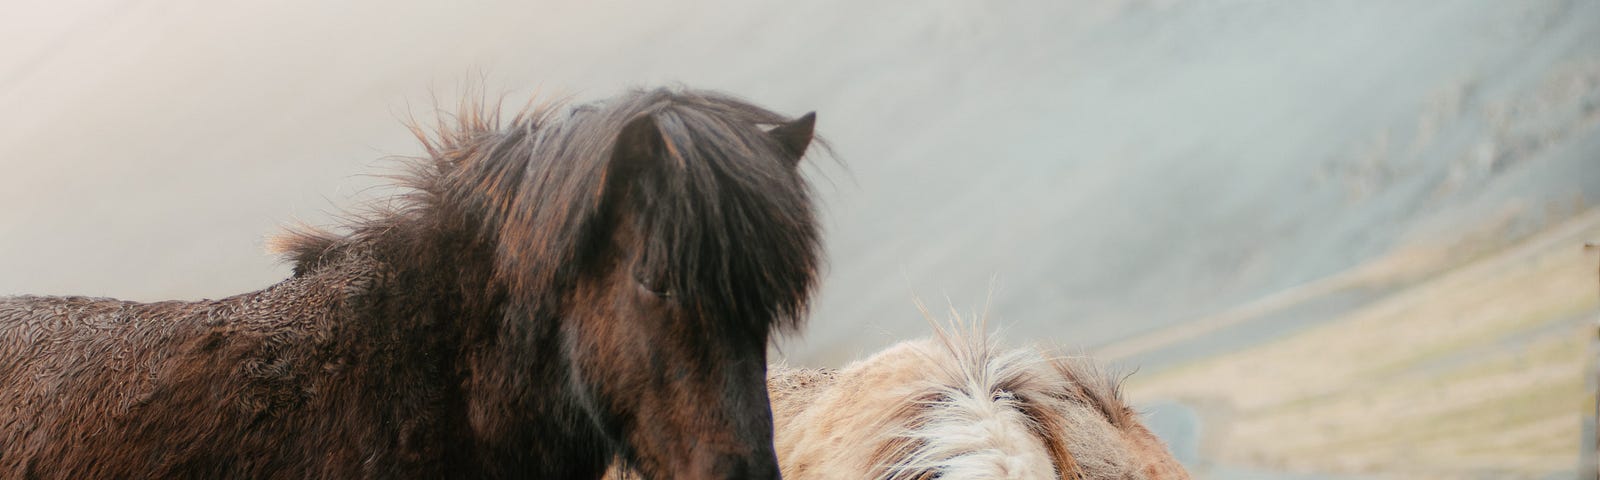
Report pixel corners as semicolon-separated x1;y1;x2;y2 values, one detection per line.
766;112;816;168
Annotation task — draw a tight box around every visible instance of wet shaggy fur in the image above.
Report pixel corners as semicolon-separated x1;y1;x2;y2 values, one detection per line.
0;88;820;479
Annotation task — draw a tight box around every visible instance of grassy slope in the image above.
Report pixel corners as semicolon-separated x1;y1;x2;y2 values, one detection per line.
1125;207;1600;478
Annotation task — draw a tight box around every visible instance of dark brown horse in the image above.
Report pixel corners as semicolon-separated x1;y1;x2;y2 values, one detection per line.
0;88;820;479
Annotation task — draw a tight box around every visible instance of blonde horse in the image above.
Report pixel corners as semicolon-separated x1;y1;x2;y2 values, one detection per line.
610;311;1190;479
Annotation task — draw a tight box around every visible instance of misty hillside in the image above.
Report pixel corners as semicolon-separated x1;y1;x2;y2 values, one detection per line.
5;1;1592;363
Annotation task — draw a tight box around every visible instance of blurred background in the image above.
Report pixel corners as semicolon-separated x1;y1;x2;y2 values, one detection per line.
2;1;1596;477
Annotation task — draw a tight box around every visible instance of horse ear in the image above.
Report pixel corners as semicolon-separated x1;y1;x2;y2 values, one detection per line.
601;114;667;211
613;114;666;170
766;112;815;167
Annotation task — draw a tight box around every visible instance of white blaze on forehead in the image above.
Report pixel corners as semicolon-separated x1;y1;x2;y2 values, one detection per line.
894;342;1057;479
867;330;1150;480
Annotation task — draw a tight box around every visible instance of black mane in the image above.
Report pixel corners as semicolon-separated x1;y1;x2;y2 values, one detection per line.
274;88;821;332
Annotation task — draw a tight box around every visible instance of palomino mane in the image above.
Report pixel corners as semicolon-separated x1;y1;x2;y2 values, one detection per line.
270;87;822;331
868;307;1147;479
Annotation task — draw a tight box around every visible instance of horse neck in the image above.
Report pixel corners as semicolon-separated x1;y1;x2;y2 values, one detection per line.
359;216;499;312
367;217;608;471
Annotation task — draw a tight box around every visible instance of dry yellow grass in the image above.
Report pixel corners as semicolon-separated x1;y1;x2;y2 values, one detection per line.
1126;208;1600;478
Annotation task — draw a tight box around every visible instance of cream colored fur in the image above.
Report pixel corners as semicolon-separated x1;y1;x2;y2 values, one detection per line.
769;312;1188;479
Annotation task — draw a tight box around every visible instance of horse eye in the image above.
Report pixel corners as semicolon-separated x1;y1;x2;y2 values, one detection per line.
635;274;672;298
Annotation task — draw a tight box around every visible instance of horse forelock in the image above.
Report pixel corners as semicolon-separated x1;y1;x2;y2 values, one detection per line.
609;90;822;333
861;319;1171;480
864;330;1059;480
269;88;821;334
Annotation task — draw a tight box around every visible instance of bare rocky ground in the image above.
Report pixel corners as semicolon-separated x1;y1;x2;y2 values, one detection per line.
1;1;1596;477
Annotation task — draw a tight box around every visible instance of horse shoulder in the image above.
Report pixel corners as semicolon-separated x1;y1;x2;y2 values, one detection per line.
0;255;422;477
